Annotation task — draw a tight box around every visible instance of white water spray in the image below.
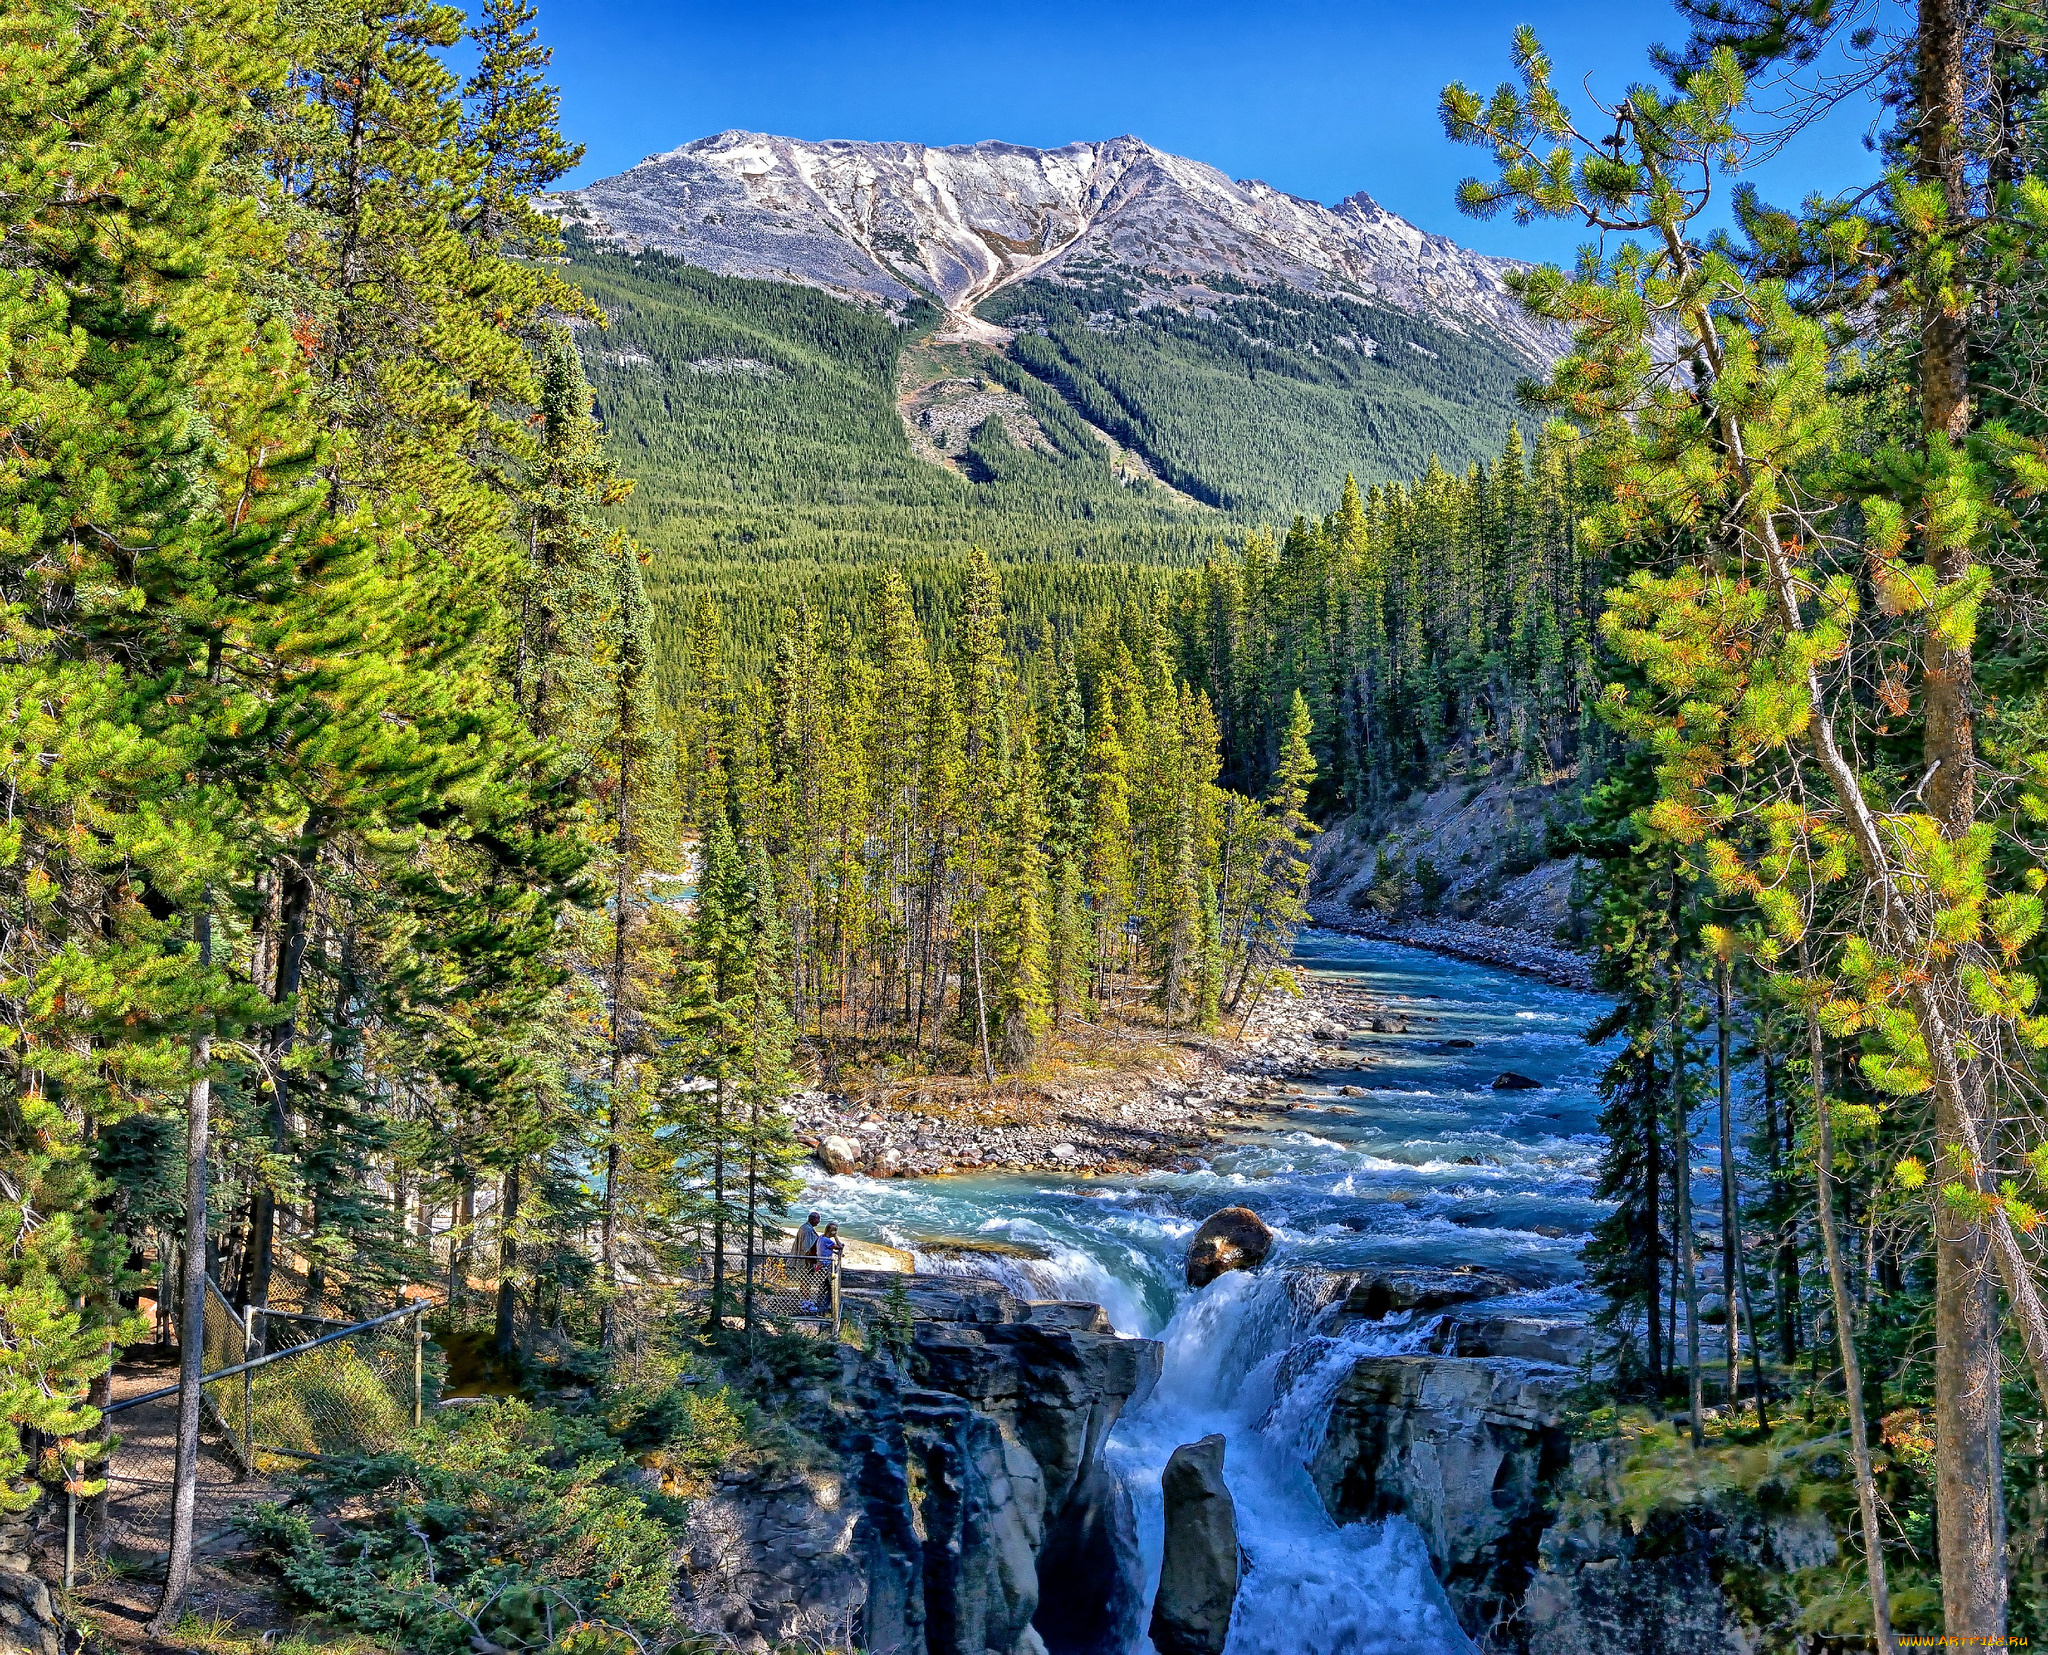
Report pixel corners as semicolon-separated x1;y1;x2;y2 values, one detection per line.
1104;1269;1477;1655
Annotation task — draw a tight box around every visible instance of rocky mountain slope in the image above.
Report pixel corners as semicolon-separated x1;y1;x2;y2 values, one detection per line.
544;131;1556;363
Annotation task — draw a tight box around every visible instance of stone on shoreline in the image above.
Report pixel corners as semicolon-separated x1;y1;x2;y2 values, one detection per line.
818;1134;862;1174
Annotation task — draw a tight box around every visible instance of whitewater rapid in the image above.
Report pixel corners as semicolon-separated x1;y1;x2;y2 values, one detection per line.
803;930;1615;1655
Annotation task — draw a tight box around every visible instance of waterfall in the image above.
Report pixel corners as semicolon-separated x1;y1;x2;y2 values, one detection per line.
804;932;1616;1654
1102;1269;1476;1655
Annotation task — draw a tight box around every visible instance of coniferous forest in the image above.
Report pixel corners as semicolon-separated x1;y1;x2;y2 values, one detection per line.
9;0;2048;1649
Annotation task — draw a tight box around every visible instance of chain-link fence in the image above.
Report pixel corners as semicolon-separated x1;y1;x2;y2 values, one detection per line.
683;1251;841;1332
198;1280;429;1470
79;1281;432;1584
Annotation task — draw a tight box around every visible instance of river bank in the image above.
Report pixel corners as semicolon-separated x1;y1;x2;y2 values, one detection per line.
792;916;1598;1179
790;975;1392;1178
1307;902;1596;991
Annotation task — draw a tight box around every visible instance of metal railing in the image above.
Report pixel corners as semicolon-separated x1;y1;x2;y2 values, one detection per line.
184;1278;428;1470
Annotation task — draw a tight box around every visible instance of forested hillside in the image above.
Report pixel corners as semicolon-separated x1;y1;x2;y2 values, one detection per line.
1166;425;1599;814
984;274;1533;515
565;246;1213;661
561;242;1538;670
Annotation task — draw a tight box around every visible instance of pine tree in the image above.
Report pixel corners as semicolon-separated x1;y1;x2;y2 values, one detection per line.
1043;655;1092;1028
1224;692;1317;1014
1574;752;1678;1392
953;551;1009;1081
461;0;583;250
658;819;755;1326
1083;703;1136;1011
992;705;1052;1063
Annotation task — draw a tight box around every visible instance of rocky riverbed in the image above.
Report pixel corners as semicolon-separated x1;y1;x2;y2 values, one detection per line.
793;920;1596;1180
790;979;1409;1179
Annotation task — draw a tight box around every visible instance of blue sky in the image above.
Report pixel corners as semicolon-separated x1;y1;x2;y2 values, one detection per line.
540;0;1884;265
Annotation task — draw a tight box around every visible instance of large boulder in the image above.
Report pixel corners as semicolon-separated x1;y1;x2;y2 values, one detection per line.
1149;1435;1239;1655
1185;1206;1274;1288
817;1134;862;1173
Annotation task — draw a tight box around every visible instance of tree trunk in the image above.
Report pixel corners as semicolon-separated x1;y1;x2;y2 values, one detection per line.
971;922;995;1086
150;913;213;1637
1716;964;1739;1411
450;1172;474;1306
602;749;634;1349
742;1135;759;1333
1675;1079;1703;1445
1715;963;1767;1427
493;1166;520;1359
1671;884;1701;1445
243;846;318;1342
707;1079;728;1330
1809;1012;1896;1655
1646;1033;1663;1390
1763;1049;1800;1363
1913;0;2008;1630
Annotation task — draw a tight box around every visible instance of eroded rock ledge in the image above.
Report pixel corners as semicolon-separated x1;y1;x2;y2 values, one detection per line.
1298;1266;1850;1655
672;1272;1159;1655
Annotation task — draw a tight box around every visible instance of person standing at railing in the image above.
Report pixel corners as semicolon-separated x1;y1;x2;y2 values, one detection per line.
820;1224;843;1269
793;1212;821;1258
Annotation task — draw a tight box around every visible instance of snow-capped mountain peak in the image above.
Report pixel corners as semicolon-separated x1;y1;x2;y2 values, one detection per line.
542;132;1551;361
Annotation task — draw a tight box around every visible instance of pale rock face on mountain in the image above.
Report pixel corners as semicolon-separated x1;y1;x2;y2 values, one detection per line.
542;132;1555;361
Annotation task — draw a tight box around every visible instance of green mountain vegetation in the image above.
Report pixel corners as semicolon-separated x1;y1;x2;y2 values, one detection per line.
983;272;1535;515
561;242;1538;666
563;246;1213;661
1165;424;1599;815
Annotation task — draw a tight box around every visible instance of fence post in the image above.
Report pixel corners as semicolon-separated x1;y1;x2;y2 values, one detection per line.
63;1486;74;1594
241;1305;256;1472
830;1253;841;1337
412;1310;424;1428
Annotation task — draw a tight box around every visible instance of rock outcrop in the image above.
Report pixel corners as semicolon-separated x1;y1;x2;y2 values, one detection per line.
1303;1334;1850;1654
674;1465;869;1646
1148;1435;1239;1655
1310;1355;1573;1637
818;1134;861;1174
1321;1264;1524;1324
1518;1437;1838;1655
671;1272;1159;1655
1185;1207;1274;1288
0;1506;60;1655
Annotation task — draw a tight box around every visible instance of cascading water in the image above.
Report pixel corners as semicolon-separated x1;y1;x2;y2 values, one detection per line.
1108;1269;1476;1655
804;932;1618;1654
